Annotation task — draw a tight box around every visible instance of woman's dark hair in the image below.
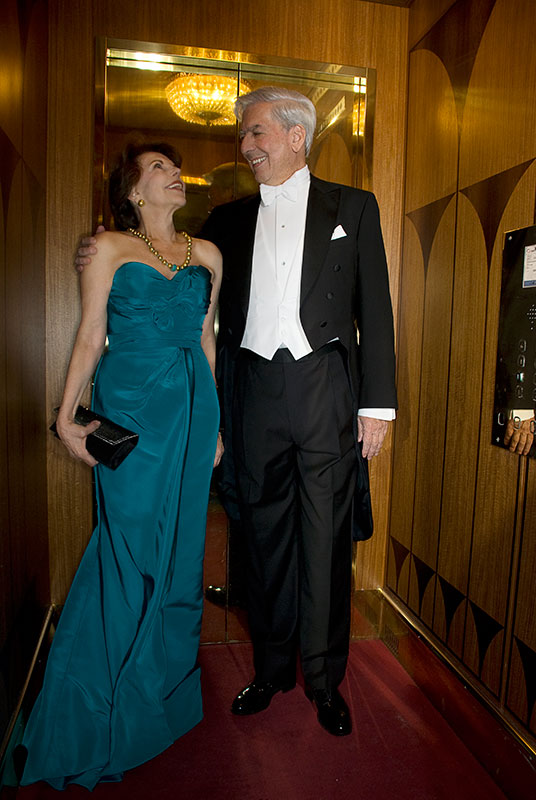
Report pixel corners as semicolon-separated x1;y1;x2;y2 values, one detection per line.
108;142;183;230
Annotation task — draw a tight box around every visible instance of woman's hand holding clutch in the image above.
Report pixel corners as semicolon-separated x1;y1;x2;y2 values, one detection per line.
56;414;102;467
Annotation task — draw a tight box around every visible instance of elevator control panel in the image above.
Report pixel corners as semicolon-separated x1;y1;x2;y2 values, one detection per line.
492;225;536;457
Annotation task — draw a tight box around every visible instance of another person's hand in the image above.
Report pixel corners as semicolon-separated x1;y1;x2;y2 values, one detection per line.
504;416;534;455
75;225;105;272
357;416;389;460
56;416;102;467
213;432;224;468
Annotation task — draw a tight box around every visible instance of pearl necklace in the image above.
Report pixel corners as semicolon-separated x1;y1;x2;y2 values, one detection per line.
128;227;192;272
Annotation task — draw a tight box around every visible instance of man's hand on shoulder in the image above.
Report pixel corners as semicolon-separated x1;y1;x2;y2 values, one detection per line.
75;225;105;272
357;416;390;459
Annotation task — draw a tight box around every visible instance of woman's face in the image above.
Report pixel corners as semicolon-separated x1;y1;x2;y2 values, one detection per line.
130;151;186;211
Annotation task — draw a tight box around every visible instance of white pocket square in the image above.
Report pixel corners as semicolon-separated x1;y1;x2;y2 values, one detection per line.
331;224;347;240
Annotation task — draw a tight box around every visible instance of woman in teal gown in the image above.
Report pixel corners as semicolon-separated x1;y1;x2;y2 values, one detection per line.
20;143;223;790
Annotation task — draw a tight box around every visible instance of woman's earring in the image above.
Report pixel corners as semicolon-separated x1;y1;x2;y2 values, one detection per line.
137;198;145;207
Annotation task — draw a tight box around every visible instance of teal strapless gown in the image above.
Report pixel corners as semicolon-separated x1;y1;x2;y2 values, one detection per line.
21;262;219;791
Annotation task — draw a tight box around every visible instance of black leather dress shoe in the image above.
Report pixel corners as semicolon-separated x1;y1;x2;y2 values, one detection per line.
305;687;352;736
231;681;293;715
205;585;246;608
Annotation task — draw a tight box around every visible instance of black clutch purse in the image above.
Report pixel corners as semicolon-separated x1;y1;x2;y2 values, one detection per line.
50;406;139;470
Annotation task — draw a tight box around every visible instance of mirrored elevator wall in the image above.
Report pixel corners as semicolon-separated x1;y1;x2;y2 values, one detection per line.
388;0;536;749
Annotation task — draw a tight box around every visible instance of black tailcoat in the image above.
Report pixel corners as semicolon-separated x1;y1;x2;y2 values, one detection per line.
201;175;397;540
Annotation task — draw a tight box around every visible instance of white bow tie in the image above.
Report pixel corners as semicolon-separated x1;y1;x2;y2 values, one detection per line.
260;182;298;206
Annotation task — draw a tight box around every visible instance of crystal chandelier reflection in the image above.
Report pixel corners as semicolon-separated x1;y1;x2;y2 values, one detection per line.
165;73;248;126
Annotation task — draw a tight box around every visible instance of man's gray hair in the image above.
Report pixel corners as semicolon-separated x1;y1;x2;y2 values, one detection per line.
234;87;317;157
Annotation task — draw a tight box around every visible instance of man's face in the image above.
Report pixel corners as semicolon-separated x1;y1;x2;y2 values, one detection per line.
239;102;305;186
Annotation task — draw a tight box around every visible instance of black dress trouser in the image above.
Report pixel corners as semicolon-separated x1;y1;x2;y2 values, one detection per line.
233;343;357;691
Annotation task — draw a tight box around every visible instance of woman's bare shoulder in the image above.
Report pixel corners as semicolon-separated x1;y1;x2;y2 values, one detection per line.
92;230;134;268
80;230;133;279
94;229;131;251
191;237;222;276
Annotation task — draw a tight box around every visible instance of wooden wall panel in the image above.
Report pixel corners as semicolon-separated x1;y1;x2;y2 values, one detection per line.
47;0;409;601
437;195;488;596
459;0;536;189
405;203;457;630
408;0;456;48
404;49;457;213
507;462;536;735
392;0;536;748
0;0;49;741
46;0;94;604
1;0;23;655
0;1;22;145
388;35;459;627
410;203;456;569
0;171;7;657
3;172;25;631
386;220;423;599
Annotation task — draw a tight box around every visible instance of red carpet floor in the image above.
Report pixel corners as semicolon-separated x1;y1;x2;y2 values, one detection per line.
18;640;506;799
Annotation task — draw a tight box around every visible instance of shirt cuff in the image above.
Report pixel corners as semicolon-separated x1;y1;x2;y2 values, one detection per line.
358;408;396;421
510;409;535;421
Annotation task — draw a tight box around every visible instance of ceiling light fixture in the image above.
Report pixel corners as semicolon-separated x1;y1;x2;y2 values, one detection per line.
165;73;248;126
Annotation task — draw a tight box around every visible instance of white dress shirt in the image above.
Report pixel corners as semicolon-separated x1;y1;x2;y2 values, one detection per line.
241;165;395;421
241;165;312;360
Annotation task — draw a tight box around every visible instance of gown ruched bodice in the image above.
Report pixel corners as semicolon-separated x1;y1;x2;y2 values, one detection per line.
107;261;210;344
21;262;219;790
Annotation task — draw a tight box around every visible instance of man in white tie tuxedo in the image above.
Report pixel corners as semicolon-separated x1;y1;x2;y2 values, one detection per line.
201;87;397;736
